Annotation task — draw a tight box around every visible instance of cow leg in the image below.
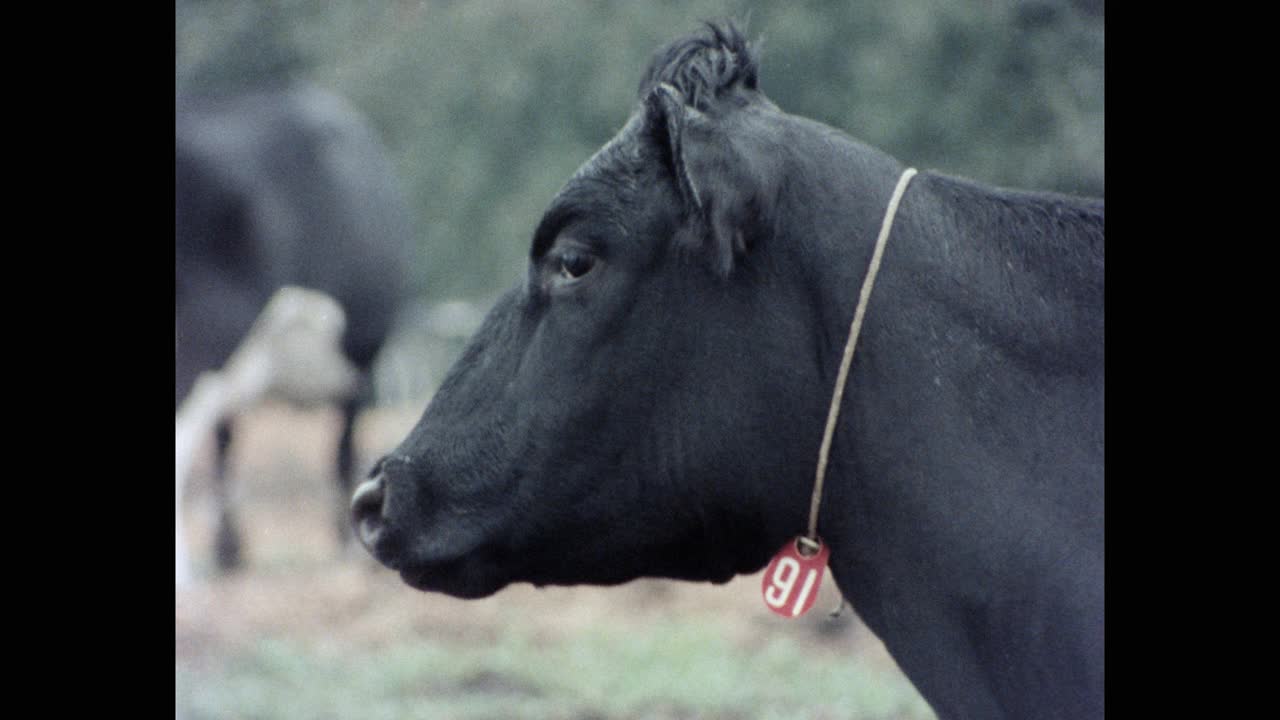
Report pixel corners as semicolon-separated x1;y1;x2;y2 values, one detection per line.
334;380;368;549
212;419;243;571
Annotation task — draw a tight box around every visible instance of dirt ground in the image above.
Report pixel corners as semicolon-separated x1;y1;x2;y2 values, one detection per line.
176;403;930;718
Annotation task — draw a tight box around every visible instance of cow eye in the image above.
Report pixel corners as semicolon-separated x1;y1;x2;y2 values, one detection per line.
558;249;596;280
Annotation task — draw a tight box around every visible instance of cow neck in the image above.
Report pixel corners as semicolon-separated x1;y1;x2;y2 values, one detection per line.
805;166;918;549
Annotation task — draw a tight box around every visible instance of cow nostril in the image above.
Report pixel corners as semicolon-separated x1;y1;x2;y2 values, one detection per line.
350;475;387;550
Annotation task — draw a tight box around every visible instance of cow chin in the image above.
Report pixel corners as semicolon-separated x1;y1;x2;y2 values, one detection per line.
392;523;751;597
397;554;510;599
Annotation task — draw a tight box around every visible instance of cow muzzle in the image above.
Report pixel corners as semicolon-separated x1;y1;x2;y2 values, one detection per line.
348;459;513;598
351;473;388;557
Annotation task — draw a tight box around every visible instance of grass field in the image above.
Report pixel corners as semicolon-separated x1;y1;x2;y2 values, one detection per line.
175;404;936;720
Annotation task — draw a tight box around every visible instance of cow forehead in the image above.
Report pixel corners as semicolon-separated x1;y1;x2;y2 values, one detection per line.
570;111;648;184
533;114;653;254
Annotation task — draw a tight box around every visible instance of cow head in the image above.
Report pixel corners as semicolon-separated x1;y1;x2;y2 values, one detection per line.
354;23;836;599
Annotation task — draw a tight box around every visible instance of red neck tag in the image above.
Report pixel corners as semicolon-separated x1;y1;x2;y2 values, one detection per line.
761;536;830;618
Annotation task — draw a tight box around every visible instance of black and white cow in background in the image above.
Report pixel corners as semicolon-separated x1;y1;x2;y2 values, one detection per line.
177;83;414;571
353;22;1103;720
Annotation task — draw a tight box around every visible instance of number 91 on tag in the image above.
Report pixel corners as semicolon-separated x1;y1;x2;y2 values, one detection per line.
761;537;830;618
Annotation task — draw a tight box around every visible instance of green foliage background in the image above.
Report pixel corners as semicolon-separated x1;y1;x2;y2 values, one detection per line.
176;0;1104;307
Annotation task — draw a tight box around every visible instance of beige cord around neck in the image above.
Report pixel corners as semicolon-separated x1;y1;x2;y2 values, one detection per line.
804;167;918;548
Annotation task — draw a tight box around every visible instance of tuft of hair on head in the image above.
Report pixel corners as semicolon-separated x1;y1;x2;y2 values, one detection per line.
636;19;761;113
637;19;778;279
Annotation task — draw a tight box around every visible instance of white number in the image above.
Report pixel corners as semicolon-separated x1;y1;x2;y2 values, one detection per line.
790;566;819;617
764;557;820;616
764;558;798;608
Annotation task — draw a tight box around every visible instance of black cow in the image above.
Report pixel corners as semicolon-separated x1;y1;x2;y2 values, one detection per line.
177;83;413;570
353;23;1102;720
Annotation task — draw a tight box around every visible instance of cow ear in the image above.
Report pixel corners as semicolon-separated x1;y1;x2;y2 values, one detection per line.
644;84;770;277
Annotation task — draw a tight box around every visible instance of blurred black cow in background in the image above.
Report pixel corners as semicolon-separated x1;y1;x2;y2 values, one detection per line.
177;83;413;571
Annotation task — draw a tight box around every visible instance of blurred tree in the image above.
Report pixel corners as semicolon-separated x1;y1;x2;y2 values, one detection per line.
176;0;1103;306
176;0;311;96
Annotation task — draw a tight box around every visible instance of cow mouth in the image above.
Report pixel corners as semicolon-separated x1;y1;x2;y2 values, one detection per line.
354;509;510;599
353;464;517;598
359;528;511;599
358;533;509;599
397;553;508;599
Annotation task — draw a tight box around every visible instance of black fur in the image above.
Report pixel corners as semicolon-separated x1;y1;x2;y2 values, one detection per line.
637;20;760;111
356;21;1103;720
